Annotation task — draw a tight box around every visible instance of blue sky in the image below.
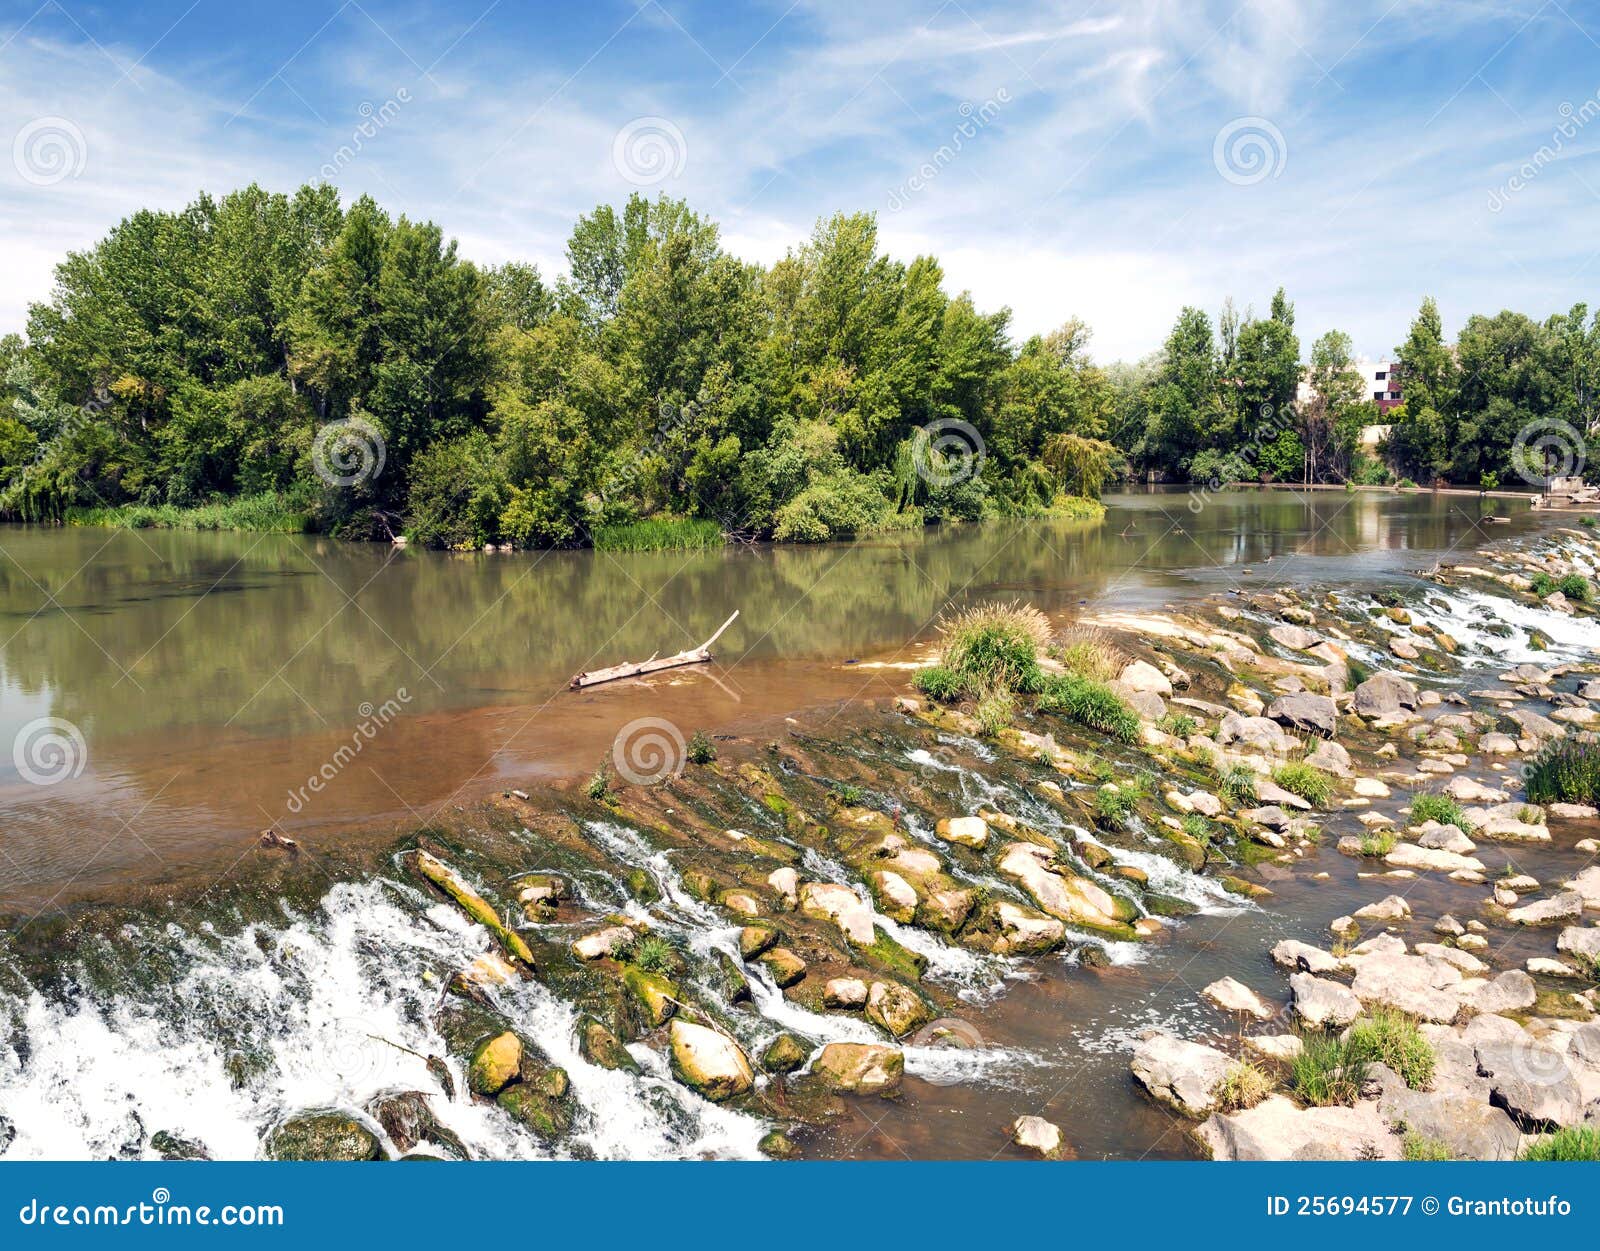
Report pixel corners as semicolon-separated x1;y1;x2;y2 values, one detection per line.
3;0;1600;361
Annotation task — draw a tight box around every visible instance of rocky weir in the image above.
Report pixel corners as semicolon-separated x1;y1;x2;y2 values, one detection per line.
0;524;1597;1161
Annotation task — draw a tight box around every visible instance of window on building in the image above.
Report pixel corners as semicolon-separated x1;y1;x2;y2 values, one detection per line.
1374;371;1386;380
1374;391;1385;401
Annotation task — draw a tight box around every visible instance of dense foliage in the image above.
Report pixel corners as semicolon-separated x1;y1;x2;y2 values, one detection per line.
0;185;1116;546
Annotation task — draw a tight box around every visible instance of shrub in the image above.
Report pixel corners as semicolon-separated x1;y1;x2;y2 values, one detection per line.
1402;1133;1454;1161
937;600;1053;691
1358;828;1397;857
1290;1031;1368;1106
1217;762;1258;805
1216;1060;1272;1111
1557;574;1593;603
1397;477;1417;489
632;934;676;974
913;665;964;702
1518;1126;1600;1161
1052;624;1126;683
1092;785;1137;829
687;731;717;765
1035;673;1140;743
1272;762;1334;808
1346;1008;1434;1090
1410;792;1473;832
1525;734;1600;805
1159;713;1198;739
586;764;611;801
973;684;1018;738
1530;571;1558;597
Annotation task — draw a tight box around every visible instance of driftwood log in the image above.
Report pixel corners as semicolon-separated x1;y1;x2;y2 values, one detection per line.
569;611;739;689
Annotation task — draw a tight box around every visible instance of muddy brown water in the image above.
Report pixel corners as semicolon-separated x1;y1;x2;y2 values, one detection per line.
0;488;1549;910
0;487;1593;1160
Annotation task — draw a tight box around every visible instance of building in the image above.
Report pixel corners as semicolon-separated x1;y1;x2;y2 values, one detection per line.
1295;357;1403;414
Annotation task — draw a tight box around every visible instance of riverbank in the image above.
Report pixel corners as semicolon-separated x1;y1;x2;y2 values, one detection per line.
2;520;1597;1161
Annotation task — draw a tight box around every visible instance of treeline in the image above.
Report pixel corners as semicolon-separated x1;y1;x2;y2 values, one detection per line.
0;185;1116;547
1113;294;1600;489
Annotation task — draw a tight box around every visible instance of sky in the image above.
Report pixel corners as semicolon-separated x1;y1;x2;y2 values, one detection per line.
3;0;1600;363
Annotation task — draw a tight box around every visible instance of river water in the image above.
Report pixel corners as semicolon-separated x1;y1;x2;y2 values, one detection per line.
1;487;1593;1161
0;489;1546;909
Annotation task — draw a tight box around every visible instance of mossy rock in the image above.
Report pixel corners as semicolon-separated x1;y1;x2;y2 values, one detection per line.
468;1031;523;1096
1220;874;1272;899
577;1014;641;1074
739;924;779;959
857;928;928;981
760;1033;811;1074
712;949;752;1004
496;1083;572;1140
759;946;807;988
150;1130;210;1161
865;981;931;1038
1142;891;1199;918
669;1019;755;1102
623;967;679;1027
683;869;719;902
365;1091;469;1160
265;1111;383;1161
626;867;661;905
759;1129;802;1158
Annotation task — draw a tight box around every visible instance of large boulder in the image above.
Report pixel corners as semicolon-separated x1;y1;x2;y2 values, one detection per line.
799;882;877;946
998;842;1134;935
988;902;1066;955
935;815;989;848
1268;623;1319;652
1474;1041;1583;1129
1472;970;1537;1015
1217;712;1295;754
1348;952;1464;1023
1197;1095;1400;1160
1289;972;1361;1027
1271;939;1343;975
1266;692;1338;739
1558;926;1600;958
1374;1073;1520;1161
810;1042;903;1095
1353;673;1418;719
1202;976;1275;1020
265;1111;383;1161
468;1031;524;1096
1507;891;1583;926
1129;1032;1232;1117
1118;660;1173;696
865;981;930;1038
668;1020;754;1102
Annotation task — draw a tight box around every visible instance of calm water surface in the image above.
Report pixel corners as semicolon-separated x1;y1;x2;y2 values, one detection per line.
0;488;1547;906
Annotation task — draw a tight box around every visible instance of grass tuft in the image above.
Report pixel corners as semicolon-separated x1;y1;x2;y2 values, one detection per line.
1518;1126;1600;1161
1524;734;1600;806
1035;672;1140;743
1289;1031;1369;1106
1272;762;1335;808
1410;792;1474;832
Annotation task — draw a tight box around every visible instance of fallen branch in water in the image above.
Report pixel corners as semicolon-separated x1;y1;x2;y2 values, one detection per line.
569;610;739;689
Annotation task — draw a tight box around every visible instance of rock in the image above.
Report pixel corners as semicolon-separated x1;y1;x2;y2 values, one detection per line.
1197;1095;1399;1160
1373;1075;1521;1161
1202;976;1275;1019
1010;1115;1066;1159
1557;926;1600;958
623;967;679;1025
799;882;877;946
578;1016;640;1074
1269;623;1319;651
1473;970;1537;1014
1507;892;1584;926
935;815;989;848
760;1033;811;1074
1349;953;1464;1022
997;842;1133;934
1434;914;1464;936
989;902;1067;955
739;925;779;959
1507;708;1563;742
668;1020;754;1102
1385;842;1485;874
1352;777;1391;798
468;1032;523;1096
572;925;635;961
1526;957;1583;978
1188;790;1224;817
372;1091;473;1158
759;1130;801;1159
1218;712;1295;754
1330;915;1358;940
1354;894;1411;921
1417;825;1476;855
1244;1034;1303;1062
265;1111;383;1161
1551;803;1600;820
759;947;807;988
868;870;919;922
1390;638;1420;660
1271;939;1343;975
1129;1032;1233;1117
1479;732;1519;754
865;981;930;1038
149;1130;211;1161
1242;804;1293;831
497;1071;573;1140
1474;1042;1583;1129
1566;866;1600;909
1305;740;1351;776
1353;673;1419;719
767;867;799;907
1118;660;1173;696
810;1042;903;1095
918;887;974;933
824;977;869;1008
1416;943;1487;974
1256;779;1312;810
1445;776;1506;802
1290;973;1361;1027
